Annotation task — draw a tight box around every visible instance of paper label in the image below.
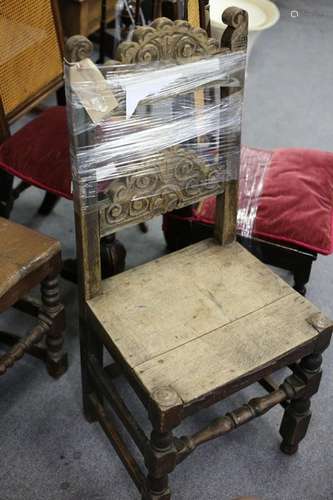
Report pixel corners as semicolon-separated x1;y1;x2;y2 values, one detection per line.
69;58;119;123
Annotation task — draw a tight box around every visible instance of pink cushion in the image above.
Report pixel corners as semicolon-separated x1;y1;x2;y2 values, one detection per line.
0;106;72;199
193;147;333;255
252;148;333;254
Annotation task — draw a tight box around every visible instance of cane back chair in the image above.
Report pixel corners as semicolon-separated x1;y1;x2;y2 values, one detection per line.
0;0;65;217
65;10;333;499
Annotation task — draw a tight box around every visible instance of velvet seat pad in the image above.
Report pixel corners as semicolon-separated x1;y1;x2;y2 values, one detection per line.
168;147;333;255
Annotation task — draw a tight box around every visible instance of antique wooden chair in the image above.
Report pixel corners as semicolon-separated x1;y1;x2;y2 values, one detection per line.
65;11;333;499
0;217;66;377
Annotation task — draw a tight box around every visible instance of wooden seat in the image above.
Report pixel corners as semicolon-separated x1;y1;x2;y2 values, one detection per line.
88;239;328;407
0;217;60;311
0;217;67;377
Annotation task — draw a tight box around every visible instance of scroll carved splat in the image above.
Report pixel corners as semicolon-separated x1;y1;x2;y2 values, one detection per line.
116;17;221;64
99;146;225;234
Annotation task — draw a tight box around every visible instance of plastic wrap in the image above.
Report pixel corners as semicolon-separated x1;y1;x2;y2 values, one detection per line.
237;146;273;238
65;50;246;228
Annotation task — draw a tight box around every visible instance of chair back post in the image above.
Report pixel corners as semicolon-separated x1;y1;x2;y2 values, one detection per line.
64;36;102;303
215;7;248;245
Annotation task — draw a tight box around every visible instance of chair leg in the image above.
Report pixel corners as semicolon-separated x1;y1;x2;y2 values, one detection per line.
41;274;68;378
0;170;14;218
280;352;322;455
79;318;103;422
293;258;314;296
100;234;127;278
144;431;173;500
38;192;60;216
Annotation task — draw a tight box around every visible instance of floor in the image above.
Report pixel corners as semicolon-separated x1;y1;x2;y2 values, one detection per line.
1;1;333;499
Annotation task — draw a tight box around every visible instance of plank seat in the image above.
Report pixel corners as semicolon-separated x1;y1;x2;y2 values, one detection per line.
87;239;329;408
0;217;60;311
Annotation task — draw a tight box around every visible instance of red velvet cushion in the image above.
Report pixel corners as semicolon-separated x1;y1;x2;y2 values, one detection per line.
0;106;72;199
194;147;333;255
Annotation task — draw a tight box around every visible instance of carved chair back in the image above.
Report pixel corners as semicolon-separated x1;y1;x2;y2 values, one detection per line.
0;0;63;135
65;10;248;301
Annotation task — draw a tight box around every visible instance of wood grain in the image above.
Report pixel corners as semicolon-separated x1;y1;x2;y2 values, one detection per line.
0;217;60;299
135;293;322;405
87;239;329;405
89;240;290;362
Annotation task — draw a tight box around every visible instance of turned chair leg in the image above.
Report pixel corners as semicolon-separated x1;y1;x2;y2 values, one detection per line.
41;274;67;378
280;352;322;455
38;192;60;216
144;431;173;500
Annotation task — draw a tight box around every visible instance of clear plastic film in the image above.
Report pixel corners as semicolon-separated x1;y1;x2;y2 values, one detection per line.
65;50;246;227
164;146;273;242
237;146;273;238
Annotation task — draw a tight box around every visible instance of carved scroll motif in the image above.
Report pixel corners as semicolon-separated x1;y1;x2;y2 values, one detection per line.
98;13;248;234
99;146;225;234
116;17;221;64
64;35;94;63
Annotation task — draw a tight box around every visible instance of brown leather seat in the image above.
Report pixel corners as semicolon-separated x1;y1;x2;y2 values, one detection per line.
0;217;60;312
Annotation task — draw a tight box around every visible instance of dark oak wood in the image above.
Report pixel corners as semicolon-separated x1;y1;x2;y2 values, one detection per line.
0;218;67;378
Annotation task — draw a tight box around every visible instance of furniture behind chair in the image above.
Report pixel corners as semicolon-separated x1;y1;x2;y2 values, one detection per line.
0;218;67;378
65;12;333;500
0;0;65;218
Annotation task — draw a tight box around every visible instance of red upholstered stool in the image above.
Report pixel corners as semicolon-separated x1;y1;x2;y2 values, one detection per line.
0;106;72;202
163;146;333;294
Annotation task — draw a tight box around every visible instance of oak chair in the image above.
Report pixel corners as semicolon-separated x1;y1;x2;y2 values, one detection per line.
0;218;66;378
65;11;333;499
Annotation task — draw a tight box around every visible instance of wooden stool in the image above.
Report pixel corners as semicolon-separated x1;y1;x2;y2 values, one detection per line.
0;218;67;378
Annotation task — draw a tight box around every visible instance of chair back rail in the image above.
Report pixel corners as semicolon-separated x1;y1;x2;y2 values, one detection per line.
65;9;248;301
0;0;64;126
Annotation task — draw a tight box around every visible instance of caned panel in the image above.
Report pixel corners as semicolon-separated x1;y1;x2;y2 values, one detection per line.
0;0;62;116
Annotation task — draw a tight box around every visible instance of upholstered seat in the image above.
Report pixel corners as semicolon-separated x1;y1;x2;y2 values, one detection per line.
0;107;72;200
87;239;327;407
